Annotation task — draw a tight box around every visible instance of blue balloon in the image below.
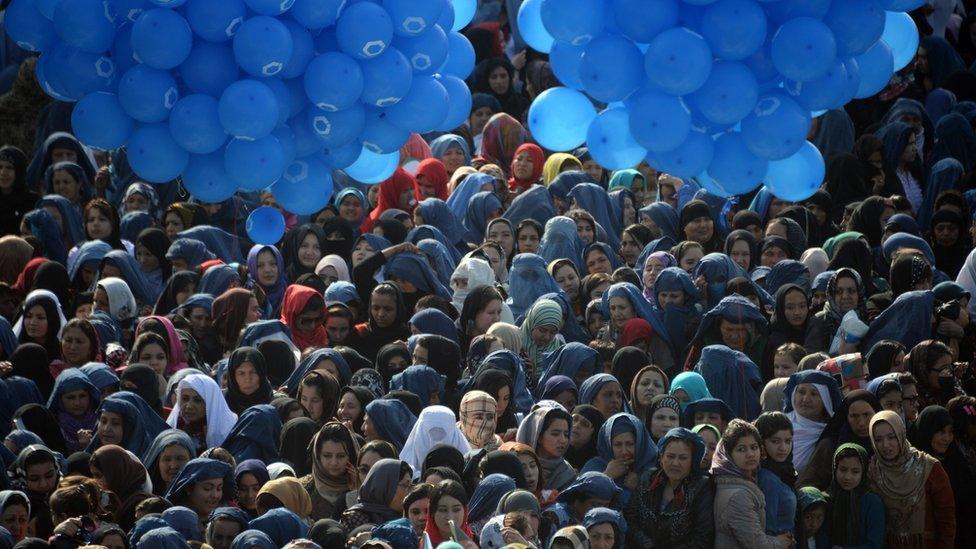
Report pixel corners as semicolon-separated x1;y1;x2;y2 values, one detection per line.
118;64;178;123
745;41;781;89
34;52;73;102
54;0;115;53
878;0;925;10
181;151;238;202
262;78;293;127
586;107;647;170
110;24;137;75
550;41;585;90
244;0;294;16
110;0;151;26
309;104;366;148
540;0;605;46
764;0;831;23
271;157;335;214
131;8;192;70
336;2;393;59
218;79;279;139
517;0;554;54
149;0;187;6
434;74;473;131
822;0;885;57
169;95;228;154
291;0;343;30
740;93;811;160
281;20;314;79
383;0;444;37
611;0;679;44
771;17;837;82
304;52;365;112
359;48;413;107
881;11;919;71
644;27;712;96
394;24;448;75
439;31;475;79
6;0;58;52
224;136;287;189
528;87;596;151
71;92;134;150
452;0;477;32
246;206;286;245
344;147;400;184
765;141;825;201
385;75;450;133
36;0;62;19
579;35;643;103
706;132;767;195
272;126;296;166
360;108;411;154
180;42;240;97
783;59;848;111
839;58;862;105
687;61;758;125
184;0;246;43
649;126;714;178
233;16;293;77
281;78;307;120
853;40;893;99
47;44;118;100
127;123;190;183
700;0;766;60
321;141;363;169
628;88;691;152
289;109;323;157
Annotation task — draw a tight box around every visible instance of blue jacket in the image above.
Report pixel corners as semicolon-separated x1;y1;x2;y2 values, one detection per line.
757;468;796;536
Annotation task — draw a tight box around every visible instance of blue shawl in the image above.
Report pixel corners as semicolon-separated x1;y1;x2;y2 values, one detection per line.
536;342;599;394
178;225;243;263
284;348;352;394
506;254;562;320
24;209;66;265
98;249;156;305
463;191;503;244
503;185;556;227
539;216;585;273
569;183;622;249
639;201;680;242
861;290;935;352
220;404;282;465
363;399;417;451
385;252;453;300
416;198;467;250
448;172;494;220
37;194;85;247
416;239;456;289
163;457;236;504
390;365;446;405
693;345;763;421
166;238;216;270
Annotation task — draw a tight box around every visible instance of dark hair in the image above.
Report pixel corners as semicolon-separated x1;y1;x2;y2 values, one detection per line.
906;340;952;388
49;484;94;519
315;422;357;460
588;339;616;364
865;340;906;379
358;440;397;463
947;396;976;438
580;273;612;299
403;483;432;514
327;304;353;322
776;343;806;365
753;411;793;439
299;371;340;420
622;224;654;249
896;372;917;387
429;479;468;508
423;466;462;484
721;418;761;453
415;295;459;320
539;408;572;435
515;219;542;239
132;332;170;362
83;198;123;248
460;285;503;336
134;496;170;516
61;318;100;363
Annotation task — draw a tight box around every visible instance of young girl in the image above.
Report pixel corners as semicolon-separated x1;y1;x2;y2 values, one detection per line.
753;412;796;537
516;403;576;491
825;443;885;548
297;371;341;425
47;369;99;452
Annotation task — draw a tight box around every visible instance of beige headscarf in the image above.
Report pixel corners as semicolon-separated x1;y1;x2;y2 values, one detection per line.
459;390;500;450
257;476;313;519
486;322;522;355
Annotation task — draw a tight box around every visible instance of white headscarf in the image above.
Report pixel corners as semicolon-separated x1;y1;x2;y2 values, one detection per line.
399;405;471;479
12;289;67;338
800;248;829;280
315;255;350;282
786;383;835;474
451;256;515;322
166;374;238;448
955;248;976;317
96;277;137;323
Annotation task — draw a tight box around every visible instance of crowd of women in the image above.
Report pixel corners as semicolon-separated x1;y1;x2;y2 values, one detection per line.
1;2;976;549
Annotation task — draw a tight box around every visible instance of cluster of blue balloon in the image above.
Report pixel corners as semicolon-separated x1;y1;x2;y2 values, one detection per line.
246;206;286;244
523;0;922;202
9;0;477;215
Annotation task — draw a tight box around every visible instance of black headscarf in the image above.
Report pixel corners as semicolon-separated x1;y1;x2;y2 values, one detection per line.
137;228;173;281
847;196;888;247
480;450;528;490
358;283;410;361
257;339;296;388
10;343;54;400
376;219;408;245
828;238;878;296
375;342;411;381
824;153;872;216
320;217;355;266
417;334;462;392
119;364;163;414
818;390;880;454
13;403;67;455
610;347;648;400
282;223;327;282
777;205;821;250
865;339;905;379
724;230;759;272
30;262;70;317
565;404;605;470
0;146;39;236
731;210;762;232
422;443;465;478
152;271;199;315
472;57;529;119
769;284;809;347
223;347;273;414
889;254;932;299
278;417;319;477
929;208;968;277
472;368;517;432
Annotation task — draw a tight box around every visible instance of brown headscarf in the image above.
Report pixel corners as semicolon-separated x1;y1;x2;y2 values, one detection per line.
0;236;33;285
90;445;150;530
310;422;359;503
212;288;252;351
630;365;670;423
257;476;313;519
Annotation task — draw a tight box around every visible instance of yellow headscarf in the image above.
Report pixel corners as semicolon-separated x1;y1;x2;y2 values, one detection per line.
542;153;582;185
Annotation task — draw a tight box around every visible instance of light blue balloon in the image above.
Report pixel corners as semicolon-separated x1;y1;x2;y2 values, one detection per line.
434;74;472;131
309;104;366;148
127;123;190;183
385;75;450;133
244;0;294;16
54;0;115;53
644;27;712;96
528;87;596;151
784;60;848;111
586;108;647;170
394;25;449;75
34;52;73;102
218;79;279;139
281;20;315;79
881;11;919;71
359;47;413;107
648;126;714;178
540;0;605;46
838;58;862;105
233;16;293;77
272;157;335;214
611;0;679;44
628;88;691;152
822;0;885;57
706;132;768;195
764;141;825;202
518;0;554;54
6;0;58;52
304;52;365;112
700;0;766;60
291;0;342;29
360;107;411;154
383;0;444;37
321;141;363;169
550;41;585;90
184;0;246;43
451;0;477;31
169;95;227;154
71;92;134;150
853;40;893;99
246;206;287;245
131;8;193;70
118;64;179;123
344;147;400;184
764;0;831;23
225;136;287;189
180;42;241;97
740;93;811;160
771;17;837;82
687;61;758;125
579;34;643;103
439;31;475;79
336;2;393;59
181;151;238;202
878;0;925;10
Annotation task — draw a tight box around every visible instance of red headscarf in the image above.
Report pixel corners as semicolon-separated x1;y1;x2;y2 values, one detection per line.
280;284;329;351
620;318;654;348
361;168;417;233
414;158;450;202
423;502;474;547
14;257;49;293
508;143;545;192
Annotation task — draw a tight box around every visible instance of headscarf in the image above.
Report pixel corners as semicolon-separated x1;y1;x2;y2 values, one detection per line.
135;315;189;376
309;422;359;501
347;458;409;523
256;476;311;519
784;370;842;473
223;347;274;414
581;507;627;549
163;457;236;506
364;399;417;451
166;374;238;449
390;365;446;405
414;158;450;202
537;342;599;393
827;443;871;547
278;417;319;477
362;169;416;232
22;208;65;264
85;392;161;460
279;285;328;351
144;429;197;494
399;405;470;478
13;289;67;358
519;298;565;375
584;412;657;476
818;390;880;455
429;134;472;167
669;372;712;411
480;113;529;172
0;236;33;286
26;132;97;192
693;345;762;421
930;112;976;172
515;403;576;490
462;191;503;244
152;271;199;316
506;254;562;320
247;245;287;313
95;277;138;326
503;185;556;228
540;217;586;274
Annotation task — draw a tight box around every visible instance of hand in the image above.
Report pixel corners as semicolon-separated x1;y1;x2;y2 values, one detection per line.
94;166;110;190
0;361;12;376
53;518;82;538
622;471;639;491
345;462;361;491
937;319;965;339
694;275;707;294
501;428;518;442
511;49;527;71
604;458;633;479
775;532;794;549
384;242;418;257
349;531;371;548
501;527;530;546
77;430;93;448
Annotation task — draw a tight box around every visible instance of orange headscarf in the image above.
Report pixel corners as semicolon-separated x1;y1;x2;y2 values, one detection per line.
508;143;545;192
414;158;450;202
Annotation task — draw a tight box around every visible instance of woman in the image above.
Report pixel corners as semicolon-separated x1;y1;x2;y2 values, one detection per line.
223;347;273;414
519;298;565;380
282;224;327;282
47;369;99;452
630;365;670;422
0;490;30;544
85;391;161;459
457;285;505;352
868;410;956;548
0;146;38;237
164;457;236;526
166;374;238;453
144;429;196;497
877;122;924;212
51;318;99;377
279;284;328;351
235;459;269;517
565;404;606;472
153;270;198;316
212;288;261;355
516;403;577;491
582;412;656;500
508;143;545;193
363;399;417;452
301;422;359;521
13;289;66;360
248;244;287;315
825;443;885;549
765;284;810;378
423;479;474;547
726;230;759;273
458;391;501;452
906;339;960;409
89;445;153;531
804;268;866;354
135;228;171;300
711;419;794;548
753;412;796;537
430;134;471;176
798;390;881;490
601;282;673;369
354;282;411;361
646;395;682;444
296;371;341;425
400;405;470;480
624;427;713;547
784;371;842;475
340;458;412;531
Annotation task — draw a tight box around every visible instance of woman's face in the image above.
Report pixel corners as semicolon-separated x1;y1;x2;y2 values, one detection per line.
188;478;223;516
773;354;797;378
24;305;49;341
794;383;827;421
871;421;901;461
255;249;279;287
763;428;792;464
538;418;570;459
879;389;903;413
833;275;859;312
901;131;918;164
489;65;510;95
487;222;514;256
133;244;160;275
61;388;91;417
683;216;713;244
298;232;322;268
729;239;751;271
530;324;558;348
553;390;577;413
159;443;191;484
357;449;383;479
370;292;398;328
619;232;641;265
845;399;874;438
96;411;125;446
495;385;511;416
650;407;679;439
635;371;666;406
611;431;636;461
589;523;616;549
730;434;762;474
719;319;749;351
660;439;693;483
930;423;954;455
1;503;28;542
52;170;81;202
517;226;540;254
0;160;15;192
337;391;363;426
139;342;168;376
679;246;703;272
934;221;959;247
586;250;612;275
927;353;954;392
782;289;808;328
319;439;350;478
760;245;788;267
575;220;595;245
125;192;149;213
513;151;535;181
440;148;466;174
643;258;665;290
698;429;718;468
593;382;623;418
164;212;185;240
179;387;207;424
608;296;635;329
60;325;91;365
299;384;324;421
101;533;126;549
553;265;580;300
237;472;261;512
246;297;261;324
474;299;503;334
352;240;374;268
339;195;363;223
433;494;465;537
407;497;429;534
517;453;540;492
470;106;494;135
99;263;121;281
835;455;862;491
571;412;594;447
234;361;261;395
